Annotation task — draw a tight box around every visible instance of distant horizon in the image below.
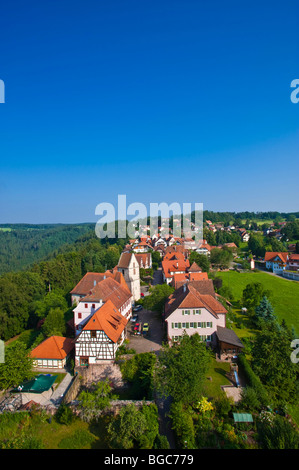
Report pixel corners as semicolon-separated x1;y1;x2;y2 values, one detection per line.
0;209;298;227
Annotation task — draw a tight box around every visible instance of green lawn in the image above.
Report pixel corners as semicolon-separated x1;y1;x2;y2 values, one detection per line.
0;411;109;449
218;270;299;335
203;356;232;399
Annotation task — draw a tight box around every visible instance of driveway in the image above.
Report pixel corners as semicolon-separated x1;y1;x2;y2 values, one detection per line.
127;308;164;353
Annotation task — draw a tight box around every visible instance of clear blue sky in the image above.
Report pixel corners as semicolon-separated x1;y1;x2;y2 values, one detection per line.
0;0;298;223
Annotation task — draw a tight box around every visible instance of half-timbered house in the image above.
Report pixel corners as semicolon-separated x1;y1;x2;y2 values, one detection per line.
73;276;133;334
75;299;128;365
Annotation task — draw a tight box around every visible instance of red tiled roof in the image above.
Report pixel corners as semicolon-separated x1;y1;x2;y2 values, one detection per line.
162;259;190;278
83;299;127;343
30;336;74;360
118;252;134;269
81;276;132;309
264;252;288;263
165;282;226;319
70;271;130;296
171;272;208;288
135;253;152;267
70;272;109;295
188;262;202;273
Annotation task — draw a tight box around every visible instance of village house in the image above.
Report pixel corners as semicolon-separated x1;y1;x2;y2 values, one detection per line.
288;254;299;271
73;276;133;334
134;252;152;269
162;252;190;284
238;229;250;242
164;280;227;346
75;299;128;365
133;241;152;253
196;240;214;256
70;271;129;306
264;252;289;273
171;271;209;289
30;335;74;369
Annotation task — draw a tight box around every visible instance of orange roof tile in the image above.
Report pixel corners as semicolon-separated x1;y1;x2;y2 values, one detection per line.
81;276;132;309
264;252;288;263
83;299;127;343
30;336;74;360
165;281;226;319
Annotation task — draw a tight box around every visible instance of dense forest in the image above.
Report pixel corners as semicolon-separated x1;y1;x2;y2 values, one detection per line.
0;224;95;274
0;229;129;341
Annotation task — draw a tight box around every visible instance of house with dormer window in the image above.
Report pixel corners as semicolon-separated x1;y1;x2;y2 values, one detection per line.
164;280;227;346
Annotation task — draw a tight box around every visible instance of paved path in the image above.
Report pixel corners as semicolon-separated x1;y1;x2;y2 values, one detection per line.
153;268;163;286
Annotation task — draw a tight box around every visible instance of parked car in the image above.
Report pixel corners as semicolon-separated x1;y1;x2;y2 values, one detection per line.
130;313;139;323
133;304;143;312
142;323;149;334
134;322;142;335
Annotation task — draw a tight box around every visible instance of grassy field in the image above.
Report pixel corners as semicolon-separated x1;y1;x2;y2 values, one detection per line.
0;410;109;449
203;356;232;399
218;270;299;335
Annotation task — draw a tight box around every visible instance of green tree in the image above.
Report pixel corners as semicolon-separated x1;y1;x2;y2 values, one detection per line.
107;403;159;449
248;234;265;257
188;252;210;273
254;296;276;326
0;342;34;390
168;401;196;449
210;248;233;269
154;333;211;405
142;283;174;316
242;282;271;314
33;291;68;320
120;352;156;399
251;322;297;405
78;379;116;423
41;307;66;337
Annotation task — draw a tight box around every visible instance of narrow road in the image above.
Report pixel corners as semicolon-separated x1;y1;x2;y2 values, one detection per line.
153;267;163;286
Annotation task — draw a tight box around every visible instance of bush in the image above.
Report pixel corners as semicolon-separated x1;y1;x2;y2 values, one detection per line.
257;415;299;449
169;402;196;449
58;429;95;449
240;386;261;411
238;354;269;407
153;434;170;449
55;403;75;425
214;394;233;417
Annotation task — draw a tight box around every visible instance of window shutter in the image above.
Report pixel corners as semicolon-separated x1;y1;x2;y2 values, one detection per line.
186;323;189;329
171;323;174;329
178;323;181;329
194;322;197;328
